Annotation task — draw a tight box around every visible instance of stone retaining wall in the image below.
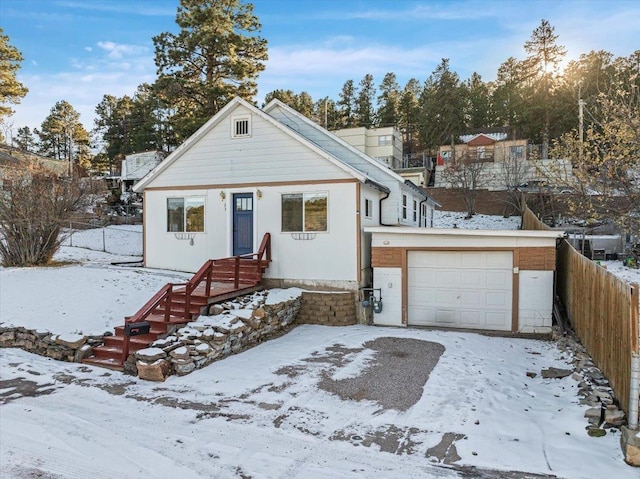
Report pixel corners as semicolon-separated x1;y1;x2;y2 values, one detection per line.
295;291;357;326
131;289;302;381
0;327;102;362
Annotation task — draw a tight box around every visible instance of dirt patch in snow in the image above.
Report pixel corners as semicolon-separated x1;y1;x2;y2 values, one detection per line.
318;337;445;411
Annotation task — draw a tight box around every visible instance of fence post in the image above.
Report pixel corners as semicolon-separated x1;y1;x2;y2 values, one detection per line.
69;221;73;247
102;227;106;252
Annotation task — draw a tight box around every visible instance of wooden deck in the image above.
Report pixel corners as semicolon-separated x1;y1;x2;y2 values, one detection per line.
82;234;271;371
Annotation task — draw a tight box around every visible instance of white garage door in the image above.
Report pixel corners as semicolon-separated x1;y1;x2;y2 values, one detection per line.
408;251;513;331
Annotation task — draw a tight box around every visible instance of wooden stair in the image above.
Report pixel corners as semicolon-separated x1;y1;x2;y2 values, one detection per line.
82;233;271;371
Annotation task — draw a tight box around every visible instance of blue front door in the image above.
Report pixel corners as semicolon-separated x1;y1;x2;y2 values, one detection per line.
233;193;253;256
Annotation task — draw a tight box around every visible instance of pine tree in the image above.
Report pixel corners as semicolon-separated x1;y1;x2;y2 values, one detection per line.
522;19;566;159
153;0;268;142
0;28;28;122
377;72;400;127
355;74;376;128
37;100;90;175
337;79;356;128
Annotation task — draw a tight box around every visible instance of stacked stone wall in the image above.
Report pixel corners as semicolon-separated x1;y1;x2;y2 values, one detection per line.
0;327;101;362
131;290;302;381
296;291;356;326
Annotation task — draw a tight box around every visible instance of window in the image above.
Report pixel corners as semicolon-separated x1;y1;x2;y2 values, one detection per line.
413;200;418;222
365;199;373;218
510;145;524;160
402;194;408;220
421;204;427;227
378;135;392;146
167;197;205;232
282;192;328;232
232;116;251;138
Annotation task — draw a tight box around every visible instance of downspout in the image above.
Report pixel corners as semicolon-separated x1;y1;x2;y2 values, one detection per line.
630;353;639;430
379;190;393;226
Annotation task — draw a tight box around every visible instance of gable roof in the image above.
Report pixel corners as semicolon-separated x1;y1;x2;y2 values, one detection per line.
134;97;378;192
264;99;440;205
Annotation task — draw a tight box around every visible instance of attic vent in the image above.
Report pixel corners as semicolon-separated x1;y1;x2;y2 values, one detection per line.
232;116;251;138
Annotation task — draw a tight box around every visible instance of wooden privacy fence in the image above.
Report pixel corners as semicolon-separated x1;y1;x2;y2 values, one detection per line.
523;203;639;421
523;205;551;231
556;240;639;417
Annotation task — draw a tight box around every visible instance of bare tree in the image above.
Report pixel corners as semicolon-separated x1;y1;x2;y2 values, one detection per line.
498;152;532;216
550;82;640;242
0;161;88;266
442;156;488;218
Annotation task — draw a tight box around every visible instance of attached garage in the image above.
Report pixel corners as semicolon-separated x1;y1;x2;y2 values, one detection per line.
367;227;564;334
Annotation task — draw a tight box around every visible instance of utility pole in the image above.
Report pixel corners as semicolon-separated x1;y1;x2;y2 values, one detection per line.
578;98;585;163
578;80;584;164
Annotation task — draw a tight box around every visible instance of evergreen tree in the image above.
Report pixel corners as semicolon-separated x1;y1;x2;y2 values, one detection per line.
355;74;376;128
377;72;400;127
337;79;356;128
153;0;268;142
314;97;340;130
14;126;36;152
522;19;566;159
398;78;422;155
492;57;527;134
37;100;91;175
419;59;466;153
0;28;28;122
463;72;492;129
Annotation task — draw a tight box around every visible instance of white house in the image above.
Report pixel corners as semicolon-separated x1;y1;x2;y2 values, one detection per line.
134;97;439;291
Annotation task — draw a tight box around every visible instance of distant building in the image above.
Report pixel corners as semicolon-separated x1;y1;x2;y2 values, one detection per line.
332;126;403;169
121;151;166;193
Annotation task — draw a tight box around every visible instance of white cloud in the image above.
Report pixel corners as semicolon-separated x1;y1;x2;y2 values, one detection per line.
96;41;149;60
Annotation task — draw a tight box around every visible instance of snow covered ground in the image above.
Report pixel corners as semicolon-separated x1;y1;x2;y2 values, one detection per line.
433;210;522;230
1;214;638;478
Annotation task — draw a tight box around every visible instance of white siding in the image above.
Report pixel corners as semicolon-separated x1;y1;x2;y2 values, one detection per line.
146;105;352;189
518;271;554;333
144;182;360;287
372;267;403;326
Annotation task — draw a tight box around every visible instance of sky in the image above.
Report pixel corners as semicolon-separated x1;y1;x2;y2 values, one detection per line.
1;0;639;136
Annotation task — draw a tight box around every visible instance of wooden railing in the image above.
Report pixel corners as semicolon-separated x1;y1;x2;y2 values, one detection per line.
120;233;272;364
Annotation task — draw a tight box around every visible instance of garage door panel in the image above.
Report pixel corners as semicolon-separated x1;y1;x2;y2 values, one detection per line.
486;291;510;308
435;309;456;324
460;310;483;326
460;270;483;286
486;270;511;287
486;311;511;327
408;251;513;331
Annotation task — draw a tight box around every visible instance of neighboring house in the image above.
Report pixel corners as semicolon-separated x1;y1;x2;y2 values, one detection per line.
438;132;528;165
120;151;166;194
332;126;403;169
134;97;439;291
433;133;574;190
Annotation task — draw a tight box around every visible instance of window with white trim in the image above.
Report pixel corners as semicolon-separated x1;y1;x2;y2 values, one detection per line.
421;203;428;227
413;200;418;222
167;196;205;232
281;192;328;232
378;135;392;146
402;194;408;220
231;116;251;138
364;199;373;218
